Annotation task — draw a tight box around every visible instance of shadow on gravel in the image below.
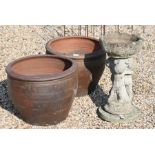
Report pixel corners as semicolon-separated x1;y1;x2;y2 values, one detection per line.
89;84;108;107
0;79;21;118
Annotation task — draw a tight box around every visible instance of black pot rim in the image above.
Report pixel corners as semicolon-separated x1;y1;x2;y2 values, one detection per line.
46;36;105;59
6;55;77;82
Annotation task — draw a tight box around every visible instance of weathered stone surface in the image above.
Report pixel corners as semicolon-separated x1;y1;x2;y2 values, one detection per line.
101;33;143;58
99;33;142;122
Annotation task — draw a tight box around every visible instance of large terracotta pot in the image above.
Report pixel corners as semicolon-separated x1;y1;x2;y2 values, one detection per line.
46;36;106;96
6;55;78;125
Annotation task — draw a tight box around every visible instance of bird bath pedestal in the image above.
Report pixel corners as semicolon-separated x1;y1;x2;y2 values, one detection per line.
98;33;142;123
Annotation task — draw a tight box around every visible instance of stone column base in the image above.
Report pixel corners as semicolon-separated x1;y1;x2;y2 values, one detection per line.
98;106;141;123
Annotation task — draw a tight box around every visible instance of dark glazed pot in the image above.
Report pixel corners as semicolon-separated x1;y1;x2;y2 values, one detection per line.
6;55;78;125
46;36;106;96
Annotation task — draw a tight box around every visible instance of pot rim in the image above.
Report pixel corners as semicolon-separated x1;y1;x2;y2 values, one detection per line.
46;36;106;59
6;55;77;82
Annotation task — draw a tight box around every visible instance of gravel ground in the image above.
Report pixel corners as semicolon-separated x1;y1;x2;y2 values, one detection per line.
0;25;154;129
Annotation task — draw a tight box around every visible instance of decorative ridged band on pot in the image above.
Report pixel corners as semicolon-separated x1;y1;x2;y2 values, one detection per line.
46;36;106;96
6;55;78;125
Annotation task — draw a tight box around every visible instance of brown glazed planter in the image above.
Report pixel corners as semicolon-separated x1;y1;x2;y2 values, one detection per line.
46;36;106;96
6;55;78;125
